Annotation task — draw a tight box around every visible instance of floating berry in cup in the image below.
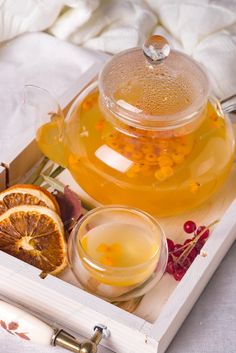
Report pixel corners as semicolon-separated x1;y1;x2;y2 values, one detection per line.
167;238;175;252
183;220;197;234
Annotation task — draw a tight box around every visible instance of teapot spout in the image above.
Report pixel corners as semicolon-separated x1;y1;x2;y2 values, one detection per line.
24;85;68;168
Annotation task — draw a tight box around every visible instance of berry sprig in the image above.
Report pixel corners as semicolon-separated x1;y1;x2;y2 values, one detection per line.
166;220;218;281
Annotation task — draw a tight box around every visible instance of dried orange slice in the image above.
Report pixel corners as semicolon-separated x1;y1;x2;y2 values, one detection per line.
0;205;67;275
0;184;60;216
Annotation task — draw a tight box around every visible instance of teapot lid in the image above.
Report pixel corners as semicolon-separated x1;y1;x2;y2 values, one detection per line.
99;35;209;130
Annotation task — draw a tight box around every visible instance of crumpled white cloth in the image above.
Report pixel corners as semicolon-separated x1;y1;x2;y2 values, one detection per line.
1;0;236;98
49;0;157;53
0;0;78;42
49;0;236;98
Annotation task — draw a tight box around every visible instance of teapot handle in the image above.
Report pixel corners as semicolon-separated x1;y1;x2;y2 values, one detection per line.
23;85;67;168
220;94;236;114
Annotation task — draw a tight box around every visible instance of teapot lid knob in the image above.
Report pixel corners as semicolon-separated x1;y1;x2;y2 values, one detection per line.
143;35;170;63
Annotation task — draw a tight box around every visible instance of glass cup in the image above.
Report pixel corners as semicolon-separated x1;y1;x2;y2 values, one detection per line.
68;206;168;301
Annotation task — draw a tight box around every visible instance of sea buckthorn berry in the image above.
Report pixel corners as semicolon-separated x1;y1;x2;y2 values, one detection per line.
155;166;173;181
97;244;110;253
189;181;200;193
130;164;141;173
178;135;191;145
124;144;135;153
183;220;197;234
160;166;174;178
172;153;184;165
108;133;116;140
82;100;92;111
106;133;118;144
132;151;143;161
154;169;167;181
141;145;154;154
109;141;119;149
140;164;152;176
101;256;113;266
145;153;157;163
175;144;191;156
95;120;105;131
157;155;173;167
159;150;169;156
157;139;169;149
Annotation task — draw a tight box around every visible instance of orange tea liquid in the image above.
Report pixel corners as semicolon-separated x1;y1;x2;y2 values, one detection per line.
37;91;234;216
80;222;160;286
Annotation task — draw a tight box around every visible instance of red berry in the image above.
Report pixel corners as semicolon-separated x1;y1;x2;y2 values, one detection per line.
199;232;209;242
195;239;205;252
174;268;186;281
168;254;173;263
188;247;198;261
167;238;175;252
183;220;197;234
184;238;192;245
173;263;181;271
195;226;209;238
166;262;175;274
182;258;191;270
173;244;183;257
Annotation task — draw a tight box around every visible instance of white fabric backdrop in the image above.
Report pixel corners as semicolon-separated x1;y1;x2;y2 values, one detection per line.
1;0;236;98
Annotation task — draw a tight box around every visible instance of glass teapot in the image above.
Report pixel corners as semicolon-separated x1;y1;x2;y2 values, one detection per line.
31;35;236;217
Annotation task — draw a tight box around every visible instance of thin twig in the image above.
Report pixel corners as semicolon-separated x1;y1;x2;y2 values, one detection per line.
176;220;219;265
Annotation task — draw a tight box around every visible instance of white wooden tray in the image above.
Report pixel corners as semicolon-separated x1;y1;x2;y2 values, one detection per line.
0;67;236;352
1;159;236;353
